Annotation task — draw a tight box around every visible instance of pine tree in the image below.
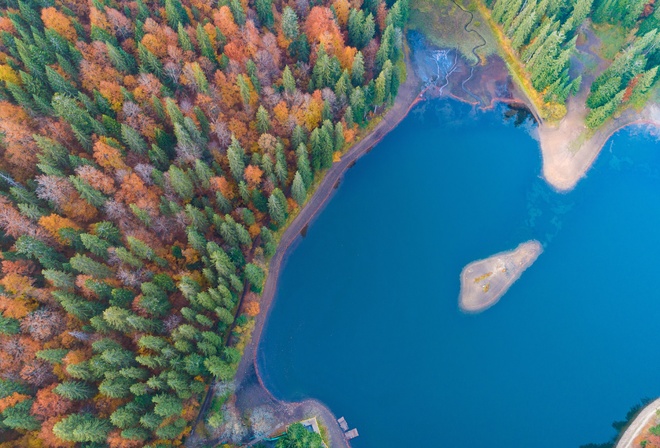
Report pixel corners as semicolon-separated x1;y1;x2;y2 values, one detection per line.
230;0;246;25
334;122;345;152
2;401;40;431
351;52;365;86
627;67;658;105
268;188;287;225
296;143;313;188
99;375;133;398
111;405;141;429
256;105;270;133
237;74;251;109
168;165;195;201
70;254;113;278
282;7;300;40
80;233;111;258
282;65;296;95
55;381;96;400
107;42;137;74
103;306;134;332
511;11;537;50
177;23;194;52
256;0;274;29
260;226;277;257
0;315;19;335
53;413;112;443
204;356;235;380
165;0;189;29
374;70;387;107
291;171;307;205
227;136;246;182
350;87;366;124
586;75;622;109
137;43;163;77
36;348;68;364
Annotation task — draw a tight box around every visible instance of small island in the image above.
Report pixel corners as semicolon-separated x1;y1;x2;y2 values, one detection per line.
459;240;543;312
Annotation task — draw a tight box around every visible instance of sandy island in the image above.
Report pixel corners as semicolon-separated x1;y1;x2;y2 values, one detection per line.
459;241;542;312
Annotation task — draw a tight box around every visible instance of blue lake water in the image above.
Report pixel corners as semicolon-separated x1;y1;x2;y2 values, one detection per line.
258;98;660;448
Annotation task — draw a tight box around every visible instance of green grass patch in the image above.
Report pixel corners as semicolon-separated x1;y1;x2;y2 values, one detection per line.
591;22;629;61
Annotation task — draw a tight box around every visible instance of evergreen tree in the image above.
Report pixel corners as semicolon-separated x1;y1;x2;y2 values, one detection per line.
351;52;365;86
230;0;246;25
268;188;287;225
70;254;112;278
291;171;307;205
256;105;270;133
282;65;296;95
586;75;622;109
55;381;96;400
256;0;274;29
165;0;189;29
169;165;195;201
53;414;112;443
350;87;366;124
282;7;300;40
177;23;194;52
227;136;246;182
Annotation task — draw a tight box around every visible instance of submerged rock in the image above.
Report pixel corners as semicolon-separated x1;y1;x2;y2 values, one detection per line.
459;240;543;312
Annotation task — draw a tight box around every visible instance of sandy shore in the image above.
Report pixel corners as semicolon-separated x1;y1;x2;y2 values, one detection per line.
459;240;542;312
616;398;660;448
537;26;660;192
539;103;660;192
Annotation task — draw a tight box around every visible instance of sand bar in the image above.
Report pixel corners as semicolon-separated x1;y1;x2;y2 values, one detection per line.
459;240;542;312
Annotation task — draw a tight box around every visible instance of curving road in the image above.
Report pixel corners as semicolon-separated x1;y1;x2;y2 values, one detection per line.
615;398;660;448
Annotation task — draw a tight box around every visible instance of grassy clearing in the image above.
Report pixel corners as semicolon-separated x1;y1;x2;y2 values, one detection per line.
409;0;495;63
591;22;630;61
573;44;600;76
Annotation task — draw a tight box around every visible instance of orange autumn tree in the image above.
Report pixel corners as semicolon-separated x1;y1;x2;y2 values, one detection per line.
0;0;406;443
41;7;77;42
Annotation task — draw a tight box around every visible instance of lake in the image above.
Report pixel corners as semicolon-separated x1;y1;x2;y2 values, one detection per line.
257;98;660;448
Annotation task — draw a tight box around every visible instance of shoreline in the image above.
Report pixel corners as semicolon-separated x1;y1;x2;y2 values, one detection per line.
223;45;425;448
192;36;660;447
615;398;660;448
539;106;660;193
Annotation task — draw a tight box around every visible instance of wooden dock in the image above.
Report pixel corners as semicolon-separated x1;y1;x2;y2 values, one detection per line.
345;429;359;440
337;416;358;440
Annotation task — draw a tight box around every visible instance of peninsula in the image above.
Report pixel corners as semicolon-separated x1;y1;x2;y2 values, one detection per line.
459;241;543;312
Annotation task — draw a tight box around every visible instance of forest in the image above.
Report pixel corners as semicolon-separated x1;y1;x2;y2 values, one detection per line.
483;0;660;126
0;0;407;443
